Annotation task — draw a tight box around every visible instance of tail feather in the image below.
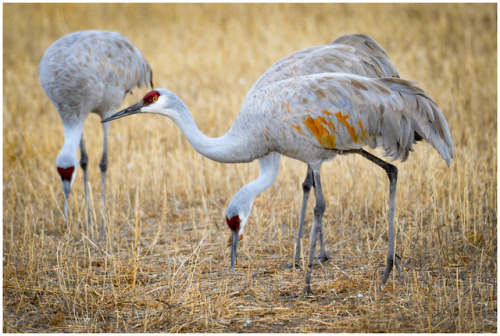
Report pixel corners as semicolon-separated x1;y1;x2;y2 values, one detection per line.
377;78;454;166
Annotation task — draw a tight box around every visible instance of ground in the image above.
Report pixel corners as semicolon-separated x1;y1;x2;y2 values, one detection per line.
3;3;497;332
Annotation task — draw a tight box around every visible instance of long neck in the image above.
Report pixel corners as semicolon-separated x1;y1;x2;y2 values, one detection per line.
227;152;281;219
171;101;264;163
245;152;281;197
57;122;83;168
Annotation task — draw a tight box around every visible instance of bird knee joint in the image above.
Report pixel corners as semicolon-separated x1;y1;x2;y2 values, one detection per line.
386;165;397;181
80;157;88;170
302;181;312;193
99;158;108;173
314;202;326;217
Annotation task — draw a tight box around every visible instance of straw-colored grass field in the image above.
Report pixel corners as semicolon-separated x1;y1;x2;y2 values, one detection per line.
3;3;497;332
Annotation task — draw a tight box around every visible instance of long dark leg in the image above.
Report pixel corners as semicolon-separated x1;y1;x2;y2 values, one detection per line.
317;211;330;263
296;166;313;264
357;149;401;284
310;166;330;263
99;122;110;241
303;168;326;295
80;137;91;232
286;165;329;269
285;166;313;269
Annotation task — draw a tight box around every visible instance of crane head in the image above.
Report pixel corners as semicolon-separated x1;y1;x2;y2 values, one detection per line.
56;151;79;203
226;206;251;270
225;184;257;270
101;90;160;122
102;89;186;123
226;215;241;270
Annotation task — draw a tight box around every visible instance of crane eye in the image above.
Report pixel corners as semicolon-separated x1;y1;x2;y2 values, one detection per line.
143;90;160;105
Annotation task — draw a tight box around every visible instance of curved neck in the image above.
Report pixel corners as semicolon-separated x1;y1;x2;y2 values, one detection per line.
227;152;281;219
57;123;83;168
170;102;263;163
245;152;281;197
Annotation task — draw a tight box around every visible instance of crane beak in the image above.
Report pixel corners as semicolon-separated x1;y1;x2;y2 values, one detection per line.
230;230;239;270
102;101;144;123
62;180;71;202
61;180;71;219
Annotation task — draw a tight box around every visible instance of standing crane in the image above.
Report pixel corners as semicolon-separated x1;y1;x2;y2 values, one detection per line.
39;30;153;238
102;38;453;295
226;34;401;273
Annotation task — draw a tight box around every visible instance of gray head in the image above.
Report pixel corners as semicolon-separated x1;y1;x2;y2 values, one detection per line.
56;147;79;202
101;89;186;123
225;187;255;270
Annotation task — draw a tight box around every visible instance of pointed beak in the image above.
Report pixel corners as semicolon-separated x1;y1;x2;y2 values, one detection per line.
62;180;71;201
61;180;71;220
230;230;239;270
102;101;144;123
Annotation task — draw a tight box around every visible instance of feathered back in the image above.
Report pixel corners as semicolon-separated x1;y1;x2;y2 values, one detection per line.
243;73;454;166
330;34;399;79
39;30;153;118
249;34;398;95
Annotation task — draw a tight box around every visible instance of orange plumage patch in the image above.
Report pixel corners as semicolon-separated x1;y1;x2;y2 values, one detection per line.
335;111;365;143
290;124;303;135
358;120;368;140
304;116;337;148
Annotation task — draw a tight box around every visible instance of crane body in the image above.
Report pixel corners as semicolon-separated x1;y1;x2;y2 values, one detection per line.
103;35;453;294
39;30;153;237
227;34;403;271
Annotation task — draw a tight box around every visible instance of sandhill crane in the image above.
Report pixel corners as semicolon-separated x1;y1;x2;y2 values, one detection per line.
39;30;153;238
102;40;453;295
226;34;402;273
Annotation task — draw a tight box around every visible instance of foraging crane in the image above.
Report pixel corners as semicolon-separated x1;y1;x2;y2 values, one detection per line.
102;39;454;295
39;30;153;238
226;34;402;273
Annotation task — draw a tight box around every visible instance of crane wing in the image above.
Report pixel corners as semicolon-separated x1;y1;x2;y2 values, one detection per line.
251;73;453;165
88;31;153;93
330;34;400;78
249;34;399;94
39;30;152;102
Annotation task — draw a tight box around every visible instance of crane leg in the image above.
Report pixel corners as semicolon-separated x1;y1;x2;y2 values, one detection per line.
317;212;330;262
303;168;325;295
357;149;401;284
286;166;312;269
286;165;329;270
99;122;110;242
79;137;92;233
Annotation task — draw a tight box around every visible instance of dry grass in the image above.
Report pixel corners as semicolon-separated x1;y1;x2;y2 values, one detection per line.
3;3;497;332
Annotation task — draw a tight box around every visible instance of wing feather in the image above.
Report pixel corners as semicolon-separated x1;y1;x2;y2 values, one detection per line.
330;34;400;79
39;30;153;105
248;34;399;95
251;73;453;165
93;31;153;92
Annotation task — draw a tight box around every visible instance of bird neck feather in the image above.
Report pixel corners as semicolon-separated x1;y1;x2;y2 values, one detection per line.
171;102;264;164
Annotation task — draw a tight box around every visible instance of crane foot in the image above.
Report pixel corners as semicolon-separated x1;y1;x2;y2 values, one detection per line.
381;253;402;284
302;285;314;296
318;252;330;263
284;262;302;270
